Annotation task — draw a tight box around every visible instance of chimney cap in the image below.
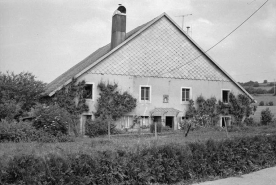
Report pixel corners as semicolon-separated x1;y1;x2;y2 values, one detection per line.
113;4;126;16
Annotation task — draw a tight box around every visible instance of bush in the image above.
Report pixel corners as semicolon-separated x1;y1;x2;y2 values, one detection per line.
0;120;75;143
244;117;255;126
259;101;264;106
261;108;274;125
85;118;116;137
150;122;162;133
33;104;73;136
162;126;172;132
0;120;39;142
1;134;276;184
268;101;274;106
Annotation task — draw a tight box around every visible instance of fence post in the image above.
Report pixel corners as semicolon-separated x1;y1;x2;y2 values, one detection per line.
155;121;157;139
108;116;111;140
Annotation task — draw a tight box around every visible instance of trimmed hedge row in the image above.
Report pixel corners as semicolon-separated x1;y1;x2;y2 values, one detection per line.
1;134;276;184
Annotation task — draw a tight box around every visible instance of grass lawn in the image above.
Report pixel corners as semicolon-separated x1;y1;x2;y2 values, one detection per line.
1;125;276;161
253;94;276;105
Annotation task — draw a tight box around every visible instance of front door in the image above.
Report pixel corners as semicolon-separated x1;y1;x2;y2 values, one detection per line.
166;116;174;128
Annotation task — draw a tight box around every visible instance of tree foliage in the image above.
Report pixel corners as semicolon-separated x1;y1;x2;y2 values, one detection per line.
94;82;137;121
43;78;89;135
51;78;89;116
186;93;255;126
32;104;73;136
0;71;46;120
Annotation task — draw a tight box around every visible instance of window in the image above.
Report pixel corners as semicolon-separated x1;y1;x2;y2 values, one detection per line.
221;116;231;127
181;87;191;103
140;116;150;126
140;85;151;102
83;83;94;100
121;116;133;128
86;115;92;120
222;89;230;103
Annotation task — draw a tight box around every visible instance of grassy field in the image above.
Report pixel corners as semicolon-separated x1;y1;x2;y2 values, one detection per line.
251;105;276;122
253;94;276;105
244;85;274;91
1;125;276;160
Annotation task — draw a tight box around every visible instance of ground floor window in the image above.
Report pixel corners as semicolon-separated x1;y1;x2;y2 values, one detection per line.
221;116;231;127
121;116;134;129
140;116;150;126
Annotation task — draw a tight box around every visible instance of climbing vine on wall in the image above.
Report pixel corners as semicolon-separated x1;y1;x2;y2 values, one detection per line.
42;78;89;135
186;93;255;126
94;82;137;121
52;78;89;116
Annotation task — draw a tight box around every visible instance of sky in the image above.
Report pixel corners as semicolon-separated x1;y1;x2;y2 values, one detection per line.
0;0;275;84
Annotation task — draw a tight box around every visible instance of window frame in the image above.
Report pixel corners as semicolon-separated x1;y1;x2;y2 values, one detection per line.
181;87;192;104
221;89;231;104
139;85;151;103
220;116;231;127
84;82;95;101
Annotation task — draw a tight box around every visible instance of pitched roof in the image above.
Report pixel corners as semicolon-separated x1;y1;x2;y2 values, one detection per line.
45;18;158;96
45;13;254;102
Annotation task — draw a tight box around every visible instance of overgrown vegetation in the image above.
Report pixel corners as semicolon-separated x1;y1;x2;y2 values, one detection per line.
185;93;255;127
0;71;46;121
261;108;274;125
85;82;137;137
94;82;137;121
1;134;276;184
85;119;118;137
0;120;74;143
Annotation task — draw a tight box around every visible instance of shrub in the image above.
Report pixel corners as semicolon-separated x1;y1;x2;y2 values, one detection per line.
162;126;172;132
268;101;274;106
244;117;255;126
261;108;274;125
85;118;116;137
0;120;39;142
150;122;162;133
0;120;75;143
1;135;276;184
32;104;73;136
259;101;264;106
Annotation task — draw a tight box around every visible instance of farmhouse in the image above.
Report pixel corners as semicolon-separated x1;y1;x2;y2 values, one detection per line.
45;5;254;134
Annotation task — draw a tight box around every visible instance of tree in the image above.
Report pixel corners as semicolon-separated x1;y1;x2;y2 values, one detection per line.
94;82;137;121
264;80;267;83
0;71;46;120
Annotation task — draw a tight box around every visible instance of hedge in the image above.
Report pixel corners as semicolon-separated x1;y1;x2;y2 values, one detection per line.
1;134;276;184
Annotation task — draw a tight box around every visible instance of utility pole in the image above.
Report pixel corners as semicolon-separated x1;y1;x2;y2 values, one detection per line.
274;79;276;96
175;14;192;29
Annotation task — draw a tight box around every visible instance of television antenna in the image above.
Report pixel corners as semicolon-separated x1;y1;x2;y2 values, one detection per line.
175;14;192;29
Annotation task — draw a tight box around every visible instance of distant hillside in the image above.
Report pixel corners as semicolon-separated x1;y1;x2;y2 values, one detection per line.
239;81;275;95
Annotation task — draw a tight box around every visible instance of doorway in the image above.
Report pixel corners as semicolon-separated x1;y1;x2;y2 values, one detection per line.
166;116;174;128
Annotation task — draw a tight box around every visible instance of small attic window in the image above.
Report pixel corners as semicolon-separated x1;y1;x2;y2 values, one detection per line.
222;90;230;103
83;83;93;100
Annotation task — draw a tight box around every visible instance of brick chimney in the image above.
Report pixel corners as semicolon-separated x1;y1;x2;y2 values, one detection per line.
111;5;126;50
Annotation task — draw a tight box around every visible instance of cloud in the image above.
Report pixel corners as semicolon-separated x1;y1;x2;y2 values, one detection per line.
197;18;213;25
257;3;276;37
71;18;109;37
270;51;276;71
